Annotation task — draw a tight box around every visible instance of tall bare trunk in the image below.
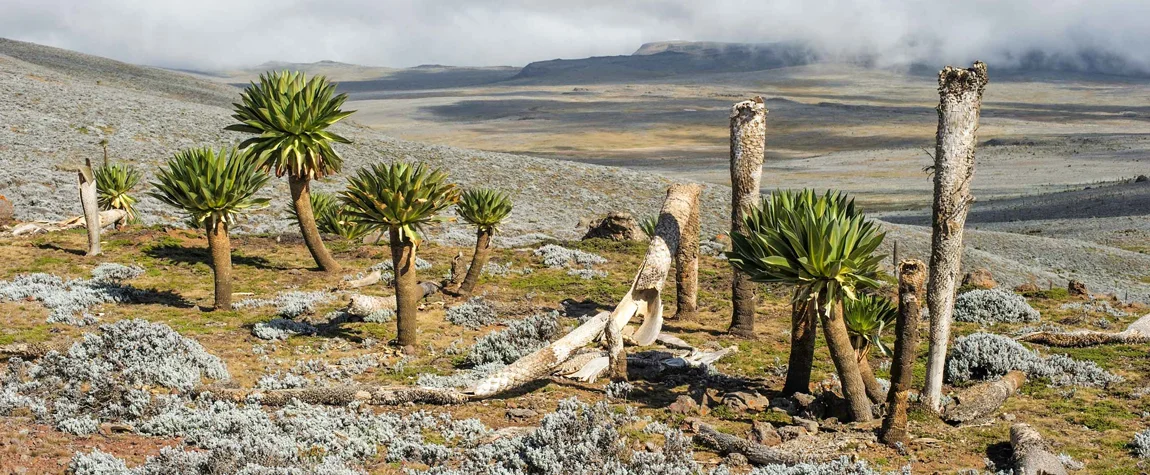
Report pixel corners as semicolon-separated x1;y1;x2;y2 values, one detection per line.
78;162;101;256
818;299;872;422
459;229;492;295
674;192;701;320
390;228;420;347
205;220;233;310
782;293;816;396
728;97;767;336
923;62;988;411
881;259;926;446
289;175;341;272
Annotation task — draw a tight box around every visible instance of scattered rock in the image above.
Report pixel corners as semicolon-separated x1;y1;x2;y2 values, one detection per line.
0;194;12;226
668;395;700;415
750;420;782;446
722;391;771;413
1015;282;1041;293
505;408;538;421
777;425;807;441
644;440;661;453
1136;175;1148;183
962;268;998;289
1067;280;1089;297
723;452;749;467
791;392;817;409
792;416;820;434
581;212;645;242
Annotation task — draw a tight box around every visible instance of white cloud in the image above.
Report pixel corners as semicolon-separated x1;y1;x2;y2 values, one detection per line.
1;0;1147;73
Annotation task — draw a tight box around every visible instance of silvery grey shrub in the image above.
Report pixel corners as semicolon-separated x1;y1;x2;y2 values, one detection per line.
234;291;335;318
417;363;506;390
251;318;319;341
945;332;1122;387
90;263;146;282
1133;429;1150;459
533;244;606;269
953;289;1040;325
0;269;146;326
445;297;498;328
466;311;561;366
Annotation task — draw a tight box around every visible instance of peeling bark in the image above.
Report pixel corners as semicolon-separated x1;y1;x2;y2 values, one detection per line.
1011;423;1068;475
924;62;989;412
194;385;468;406
1017;313;1150;347
881;259;926;446
694;422;809;466
819;299;873;422
206;220;233;310
728;97;767;336
942;370;1025;424
470;183;702;398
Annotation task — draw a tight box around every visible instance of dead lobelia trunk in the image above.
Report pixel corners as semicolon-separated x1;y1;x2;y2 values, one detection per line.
818;299;873;422
459;228;493;295
881;259;926;446
78;159;101;256
1017;313;1150;347
205;219;233;310
923;61;988;412
782;293;817;396
471;183;702;398
289;175;341;273
389;227;421;347
1010;423;1068;475
444;251;467;293
942;370;1025;424
728;97;767;337
673;190;701;320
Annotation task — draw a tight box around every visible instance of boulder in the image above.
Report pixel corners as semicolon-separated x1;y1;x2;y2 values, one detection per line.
722;390;771;413
0;194;13;226
668;395;700;415
1136;175;1148;183
582;212;645;242
961;268;998;289
1014;282;1041;293
750;420;782;446
1067;280;1089;297
777;425;807;441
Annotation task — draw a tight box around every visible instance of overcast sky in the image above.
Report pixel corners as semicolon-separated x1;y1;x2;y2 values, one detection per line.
2;0;1149;72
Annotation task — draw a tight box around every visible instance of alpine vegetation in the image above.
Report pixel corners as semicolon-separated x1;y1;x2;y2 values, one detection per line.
1133;429;1150;459
251;318;320;341
466;311;562;365
90;263;145;282
417;362;506;390
0;265;146;325
445;297;498;328
953;289;1040;325
419;398;700;475
234;290;336;318
534;244;607;270
0;320;228;434
945;332;1122;387
735;457;902;475
1060;300;1130;318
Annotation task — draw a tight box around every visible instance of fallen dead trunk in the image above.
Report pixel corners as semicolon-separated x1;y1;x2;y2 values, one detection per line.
470;183;702;398
344;281;441;316
942;370;1025;424
552;346;738;383
0;342;55;360
9;209;128;237
693;422;808;466
1011;423;1068;475
340;270;383;290
193;385;469;406
1017;313;1149;347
